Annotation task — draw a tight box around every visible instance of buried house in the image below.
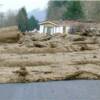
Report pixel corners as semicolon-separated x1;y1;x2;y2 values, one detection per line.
39;20;82;35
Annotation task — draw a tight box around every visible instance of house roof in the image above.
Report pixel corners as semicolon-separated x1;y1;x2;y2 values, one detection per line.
40;20;84;26
39;21;57;26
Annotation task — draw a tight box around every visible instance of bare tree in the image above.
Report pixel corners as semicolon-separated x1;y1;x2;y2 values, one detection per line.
0;10;17;28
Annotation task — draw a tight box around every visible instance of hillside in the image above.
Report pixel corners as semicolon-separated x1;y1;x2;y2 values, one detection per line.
47;1;100;21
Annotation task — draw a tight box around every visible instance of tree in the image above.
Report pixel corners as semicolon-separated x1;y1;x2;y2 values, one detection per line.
46;1;68;20
17;7;28;32
28;16;39;31
5;10;17;27
0;12;4;27
63;1;84;20
0;10;17;28
46;1;84;21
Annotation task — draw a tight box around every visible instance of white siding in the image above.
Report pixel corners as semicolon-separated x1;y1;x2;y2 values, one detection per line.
44;27;47;33
39;25;55;34
56;26;63;33
50;27;57;34
60;27;63;33
39;25;44;33
53;27;56;34
39;25;71;34
50;28;53;35
56;27;59;33
66;26;70;34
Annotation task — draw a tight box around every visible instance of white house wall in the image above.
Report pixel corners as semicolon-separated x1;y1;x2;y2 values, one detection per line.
53;26;71;34
39;25;55;34
44;26;47;33
51;27;57;34
60;27;63;33
39;25;44;33
56;26;63;33
39;24;71;34
51;28;54;34
53;27;56;34
66;26;70;34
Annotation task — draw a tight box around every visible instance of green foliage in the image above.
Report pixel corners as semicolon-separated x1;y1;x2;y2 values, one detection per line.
17;7;28;32
17;7;39;32
52;1;68;7
63;1;84;20
47;1;84;21
28;16;39;31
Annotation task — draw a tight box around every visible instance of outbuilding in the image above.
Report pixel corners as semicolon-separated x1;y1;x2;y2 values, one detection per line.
39;20;81;35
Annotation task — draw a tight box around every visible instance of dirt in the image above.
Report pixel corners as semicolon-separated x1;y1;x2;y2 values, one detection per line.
0;31;100;83
0;26;20;43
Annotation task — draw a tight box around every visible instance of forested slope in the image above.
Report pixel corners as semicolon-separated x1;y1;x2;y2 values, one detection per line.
47;1;100;21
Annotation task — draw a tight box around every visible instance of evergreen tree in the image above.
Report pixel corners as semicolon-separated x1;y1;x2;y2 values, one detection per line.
28;16;39;31
47;1;84;21
63;1;84;20
17;7;28;32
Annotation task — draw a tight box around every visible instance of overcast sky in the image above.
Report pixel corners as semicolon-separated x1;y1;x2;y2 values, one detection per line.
0;0;49;12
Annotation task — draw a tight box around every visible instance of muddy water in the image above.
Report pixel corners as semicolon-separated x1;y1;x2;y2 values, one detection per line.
0;80;100;100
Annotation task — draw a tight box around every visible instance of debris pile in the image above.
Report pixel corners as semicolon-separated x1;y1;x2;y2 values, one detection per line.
0;27;100;83
13;67;29;83
18;31;100;53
